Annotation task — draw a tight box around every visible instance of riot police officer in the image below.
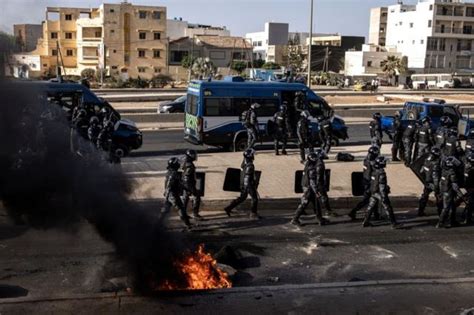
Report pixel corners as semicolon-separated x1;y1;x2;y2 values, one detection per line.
434;116;452;149
391;111;404;162
273;103;290;155
414;116;434;161
369;112;383;148
243;103;260;150
294;91;307;111
417;147;442;217
438;156;463;228
348;145;381;221
463;152;474;225
443;127;463;159
224;149;260;219
181;149;202;221
162;157;192;229
72;107;90;139
363;156;401;228
97;120;114;151
402;120;418;166
314;149;335;217
88;116;102;145
465;129;474;155
318;116;333;154
291;151;330;226
297;110;313;163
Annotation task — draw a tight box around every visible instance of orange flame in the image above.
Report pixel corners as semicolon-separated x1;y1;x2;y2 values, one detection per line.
160;244;232;290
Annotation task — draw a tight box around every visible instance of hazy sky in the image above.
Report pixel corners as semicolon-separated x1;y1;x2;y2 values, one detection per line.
1;0;418;38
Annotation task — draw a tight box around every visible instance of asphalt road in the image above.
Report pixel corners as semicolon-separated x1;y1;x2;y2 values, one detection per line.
133;123;369;156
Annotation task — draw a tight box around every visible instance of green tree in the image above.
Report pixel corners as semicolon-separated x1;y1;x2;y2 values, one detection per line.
191;57;216;79
262;62;281;70
181;54;195;69
81;68;96;81
286;45;304;72
380;55;407;81
252;59;265;68
231;60;247;75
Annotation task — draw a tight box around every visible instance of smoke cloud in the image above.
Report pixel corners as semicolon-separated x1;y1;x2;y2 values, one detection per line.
0;79;189;292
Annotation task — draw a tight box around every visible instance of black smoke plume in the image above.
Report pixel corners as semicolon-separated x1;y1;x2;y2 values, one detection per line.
0;79;189;292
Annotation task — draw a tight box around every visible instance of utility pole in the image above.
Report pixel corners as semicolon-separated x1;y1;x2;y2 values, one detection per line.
56;41;61;79
307;0;314;88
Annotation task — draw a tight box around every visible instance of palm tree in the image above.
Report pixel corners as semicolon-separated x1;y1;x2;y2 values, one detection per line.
191;57;217;80
380;55;407;83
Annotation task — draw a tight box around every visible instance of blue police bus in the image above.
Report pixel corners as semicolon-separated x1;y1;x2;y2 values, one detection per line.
184;76;348;151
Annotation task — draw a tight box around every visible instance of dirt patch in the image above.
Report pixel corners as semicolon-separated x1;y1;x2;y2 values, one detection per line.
324;95;385;105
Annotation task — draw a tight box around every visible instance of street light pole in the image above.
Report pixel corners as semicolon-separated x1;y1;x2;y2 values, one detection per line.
307;0;314;88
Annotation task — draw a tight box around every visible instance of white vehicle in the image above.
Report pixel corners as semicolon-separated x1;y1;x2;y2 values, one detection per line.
411;74;455;89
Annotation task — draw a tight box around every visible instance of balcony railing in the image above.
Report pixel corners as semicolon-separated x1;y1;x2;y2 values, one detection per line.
82;37;101;41
435;26;452;33
82;55;99;60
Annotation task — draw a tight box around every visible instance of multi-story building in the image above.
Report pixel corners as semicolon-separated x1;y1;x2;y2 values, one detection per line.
368;7;388;46
246;22;290;61
383;0;474;73
13;24;43;52
26;2;167;79
345;44;402;76
167;18;230;41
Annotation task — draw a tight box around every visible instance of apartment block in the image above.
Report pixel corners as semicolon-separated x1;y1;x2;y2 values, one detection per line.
368;7;388;46
28;2;166;79
384;0;474;73
13;24;43;52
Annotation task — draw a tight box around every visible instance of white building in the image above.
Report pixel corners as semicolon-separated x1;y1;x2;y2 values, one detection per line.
167;18;230;41
344;44;402;76
381;0;474;73
6;53;42;79
369;7;388;46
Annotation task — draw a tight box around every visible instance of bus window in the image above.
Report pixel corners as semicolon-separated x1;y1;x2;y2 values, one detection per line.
204;98;233;116
232;98;251;116
252;98;279;117
186;94;199;116
443;106;459;121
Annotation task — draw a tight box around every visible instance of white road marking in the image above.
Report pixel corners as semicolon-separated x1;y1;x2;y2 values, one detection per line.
440;245;458;259
370;246;397;259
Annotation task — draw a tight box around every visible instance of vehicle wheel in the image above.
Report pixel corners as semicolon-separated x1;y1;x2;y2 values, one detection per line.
234;137;248;152
114;145;129;158
331;137;340;147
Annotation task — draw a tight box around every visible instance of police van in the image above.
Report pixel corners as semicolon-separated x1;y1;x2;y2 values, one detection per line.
184;76;348;151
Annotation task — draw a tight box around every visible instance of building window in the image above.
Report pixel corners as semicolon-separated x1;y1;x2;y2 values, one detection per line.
153;50;161;58
110;30;115;34
152;11;161;19
139;11;147;19
412;40;415;44
113;49;117;53
367;61;373;67
66;49;73;56
154;67;161;73
65;14;72;21
429;4;433;11
410;23;414;28
428;20;432;27
138;67;146;73
95;31;101;38
421;39;424;44
51;32;58;39
110;9;115;13
138;49;146;58
139;32;146;40
399;21;403;26
154;32;161;40
121;68;128;73
65;32;73;39
112;66;118;69
52;49;58;56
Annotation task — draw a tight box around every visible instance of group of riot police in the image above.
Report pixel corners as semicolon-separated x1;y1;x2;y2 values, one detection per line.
70;102;121;163
366;111;474;228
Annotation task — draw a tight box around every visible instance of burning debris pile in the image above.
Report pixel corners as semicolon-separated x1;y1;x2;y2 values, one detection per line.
159;244;232;290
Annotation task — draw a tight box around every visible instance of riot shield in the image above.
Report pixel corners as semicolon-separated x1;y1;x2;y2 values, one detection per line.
223;168;262;192
351;172;365;197
294;169;330;194
266;119;276;137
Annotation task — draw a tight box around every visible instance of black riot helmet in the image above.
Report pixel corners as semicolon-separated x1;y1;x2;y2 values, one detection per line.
374;156;387;169
430;147;441;157
368;145;380;158
89;116;100;125
443;156;460;169
314;148;327;160
447;127;458;138
185;149;198;161
167;157;181;170
421;116;431;125
301;110;311;119
280;103;288;113
440;116;452;127
243;148;255;160
373;112;382;120
307;152;318;162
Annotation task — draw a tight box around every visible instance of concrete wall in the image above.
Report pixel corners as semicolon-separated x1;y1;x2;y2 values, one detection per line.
14;24;43;52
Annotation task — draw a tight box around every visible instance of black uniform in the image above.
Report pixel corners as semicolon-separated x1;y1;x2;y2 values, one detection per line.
417;152;442;216
348;148;380;220
87;117;101;144
443;130;463;159
162;160;192;228
363;158;400;228
463;155;474;224
434;126;448;150
319;117;333;154
438;158;463;228
224;155;260;218
181;157;201;219
414;122;434;161
273;109;290;155
402;121;417;166
369;116;383;148
72;108;90;139
297;114;313;163
465;130;474;155
243;107;259;150
391;114;404;161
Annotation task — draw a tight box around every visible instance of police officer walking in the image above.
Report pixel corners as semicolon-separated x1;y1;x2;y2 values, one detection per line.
162;157;192;229
443;127;464;159
348;146;381;221
402;120;417;166
463;152;474;225
417;147;442;217
369;112;383;148
297;110;313;163
291;151;330;226
318;116;333;154
434;116;452;150
314;149;336;217
181;149;203;221
273;103;290;155
438;156;463;228
413;117;434;161
224;149;261;220
391;112;404;162
243;103;260;150
363;156;402;228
